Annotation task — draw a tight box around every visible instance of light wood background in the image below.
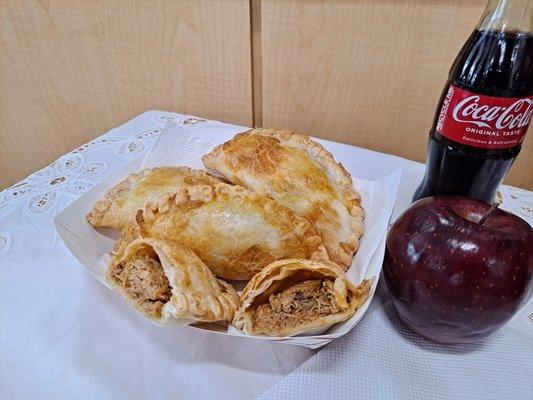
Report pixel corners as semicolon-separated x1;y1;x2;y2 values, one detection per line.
1;0;531;189
259;0;531;189
0;0;252;188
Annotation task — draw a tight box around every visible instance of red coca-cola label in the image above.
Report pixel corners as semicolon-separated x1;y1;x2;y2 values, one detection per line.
436;84;532;149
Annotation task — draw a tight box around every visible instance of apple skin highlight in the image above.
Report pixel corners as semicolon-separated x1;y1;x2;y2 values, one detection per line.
384;196;532;344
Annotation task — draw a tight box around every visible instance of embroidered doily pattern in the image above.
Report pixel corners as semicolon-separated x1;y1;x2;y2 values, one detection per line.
497;185;533;227
183;116;207;125
0;118;165;215
152;113;208;127
1;153;109;214
0;112;210;217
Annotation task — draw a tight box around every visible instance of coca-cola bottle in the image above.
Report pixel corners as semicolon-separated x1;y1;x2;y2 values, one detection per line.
413;0;532;203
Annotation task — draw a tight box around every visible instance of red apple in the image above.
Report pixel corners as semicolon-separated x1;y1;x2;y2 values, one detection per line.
384;196;532;344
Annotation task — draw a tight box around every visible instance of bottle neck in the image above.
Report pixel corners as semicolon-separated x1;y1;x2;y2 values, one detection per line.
477;0;532;32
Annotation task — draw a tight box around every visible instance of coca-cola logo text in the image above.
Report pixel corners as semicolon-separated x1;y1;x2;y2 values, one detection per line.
452;96;532;130
439;84;531;149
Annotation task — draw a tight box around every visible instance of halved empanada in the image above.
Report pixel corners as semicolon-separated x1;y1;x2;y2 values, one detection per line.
136;182;329;280
202;129;364;269
233;259;371;337
107;237;240;324
87;167;220;229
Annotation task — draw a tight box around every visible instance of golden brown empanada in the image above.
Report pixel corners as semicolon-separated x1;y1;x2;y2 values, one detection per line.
107;237;240;324
136;182;329;280
233;259;371;337
202;129;364;269
87;167;220;229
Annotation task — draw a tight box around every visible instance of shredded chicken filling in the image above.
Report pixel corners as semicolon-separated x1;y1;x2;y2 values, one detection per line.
111;255;171;318
253;279;346;331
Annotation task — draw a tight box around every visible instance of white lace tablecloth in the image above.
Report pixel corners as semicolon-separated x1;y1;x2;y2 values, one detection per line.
0;111;531;400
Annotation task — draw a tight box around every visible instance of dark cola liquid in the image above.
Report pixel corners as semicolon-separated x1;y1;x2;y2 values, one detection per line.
414;29;533;203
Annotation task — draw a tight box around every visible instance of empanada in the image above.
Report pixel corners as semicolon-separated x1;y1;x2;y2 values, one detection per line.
136;182;329;280
233;259;371;337
87;167;220;229
202;129;364;269
107;237;240;324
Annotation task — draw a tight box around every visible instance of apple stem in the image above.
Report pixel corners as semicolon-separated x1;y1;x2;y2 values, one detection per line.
478;203;500;225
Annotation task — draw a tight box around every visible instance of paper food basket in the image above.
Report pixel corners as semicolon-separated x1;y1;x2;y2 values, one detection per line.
54;111;402;349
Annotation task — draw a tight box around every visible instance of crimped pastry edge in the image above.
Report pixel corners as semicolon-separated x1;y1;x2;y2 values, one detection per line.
203;128;365;268
135;182;330;279
107;237;241;324
86;166;220;229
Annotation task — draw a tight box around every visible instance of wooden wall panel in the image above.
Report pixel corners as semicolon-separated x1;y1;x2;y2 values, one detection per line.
0;0;252;188
2;0;531;190
260;0;532;189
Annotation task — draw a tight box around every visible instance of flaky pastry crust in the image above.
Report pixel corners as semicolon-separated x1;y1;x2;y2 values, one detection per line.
136;182;329;280
202;129;364;269
107;238;240;324
87;166;220;229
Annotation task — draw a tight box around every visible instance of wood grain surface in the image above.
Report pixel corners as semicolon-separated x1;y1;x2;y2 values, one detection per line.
259;0;532;189
0;0;252;188
1;0;531;189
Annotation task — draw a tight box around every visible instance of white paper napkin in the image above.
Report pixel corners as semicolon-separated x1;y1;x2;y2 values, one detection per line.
498;185;533;227
257;300;533;400
143;121;212;169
